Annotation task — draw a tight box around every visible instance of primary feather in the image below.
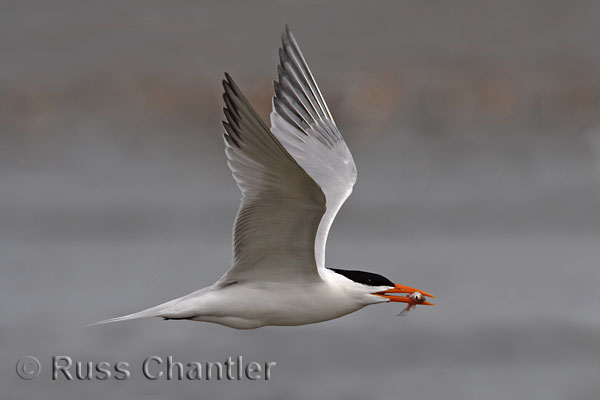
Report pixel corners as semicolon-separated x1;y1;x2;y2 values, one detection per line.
219;27;356;283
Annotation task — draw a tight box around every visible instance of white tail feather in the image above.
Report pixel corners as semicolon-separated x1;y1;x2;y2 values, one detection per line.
83;298;183;328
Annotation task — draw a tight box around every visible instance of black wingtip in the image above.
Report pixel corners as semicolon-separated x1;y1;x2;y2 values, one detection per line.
223;73;243;101
223;73;233;90
222;78;237;106
283;25;298;47
222;80;230;95
282;25;294;47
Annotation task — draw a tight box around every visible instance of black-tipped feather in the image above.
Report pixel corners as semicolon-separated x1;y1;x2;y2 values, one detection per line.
220;72;326;283
269;27;357;269
273;27;345;150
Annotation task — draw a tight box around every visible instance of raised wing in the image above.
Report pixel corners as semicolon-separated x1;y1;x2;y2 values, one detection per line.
219;73;326;283
271;27;357;269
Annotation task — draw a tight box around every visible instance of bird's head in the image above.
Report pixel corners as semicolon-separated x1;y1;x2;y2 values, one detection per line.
328;268;435;309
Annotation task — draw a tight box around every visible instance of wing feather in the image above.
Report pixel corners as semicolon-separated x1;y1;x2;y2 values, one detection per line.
219;27;357;284
271;27;357;269
219;73;326;283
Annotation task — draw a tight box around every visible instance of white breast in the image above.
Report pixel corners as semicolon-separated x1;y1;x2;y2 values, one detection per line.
168;269;385;329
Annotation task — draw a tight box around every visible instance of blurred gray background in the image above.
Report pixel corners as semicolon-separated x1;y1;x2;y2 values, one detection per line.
2;1;600;399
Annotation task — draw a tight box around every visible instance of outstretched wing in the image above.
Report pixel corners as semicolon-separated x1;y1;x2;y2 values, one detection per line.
219;73;326;283
270;27;357;269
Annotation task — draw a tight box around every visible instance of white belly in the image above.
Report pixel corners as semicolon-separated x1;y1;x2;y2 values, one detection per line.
168;279;376;329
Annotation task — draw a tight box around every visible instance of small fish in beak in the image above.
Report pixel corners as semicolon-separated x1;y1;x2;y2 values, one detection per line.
375;283;435;316
398;292;426;316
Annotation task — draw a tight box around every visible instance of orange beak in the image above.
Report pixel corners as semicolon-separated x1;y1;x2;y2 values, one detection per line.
375;283;435;306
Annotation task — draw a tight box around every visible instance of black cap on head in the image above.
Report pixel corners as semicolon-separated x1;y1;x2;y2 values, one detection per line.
329;268;394;287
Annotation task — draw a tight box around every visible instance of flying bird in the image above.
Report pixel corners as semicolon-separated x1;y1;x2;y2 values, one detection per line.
92;27;434;329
